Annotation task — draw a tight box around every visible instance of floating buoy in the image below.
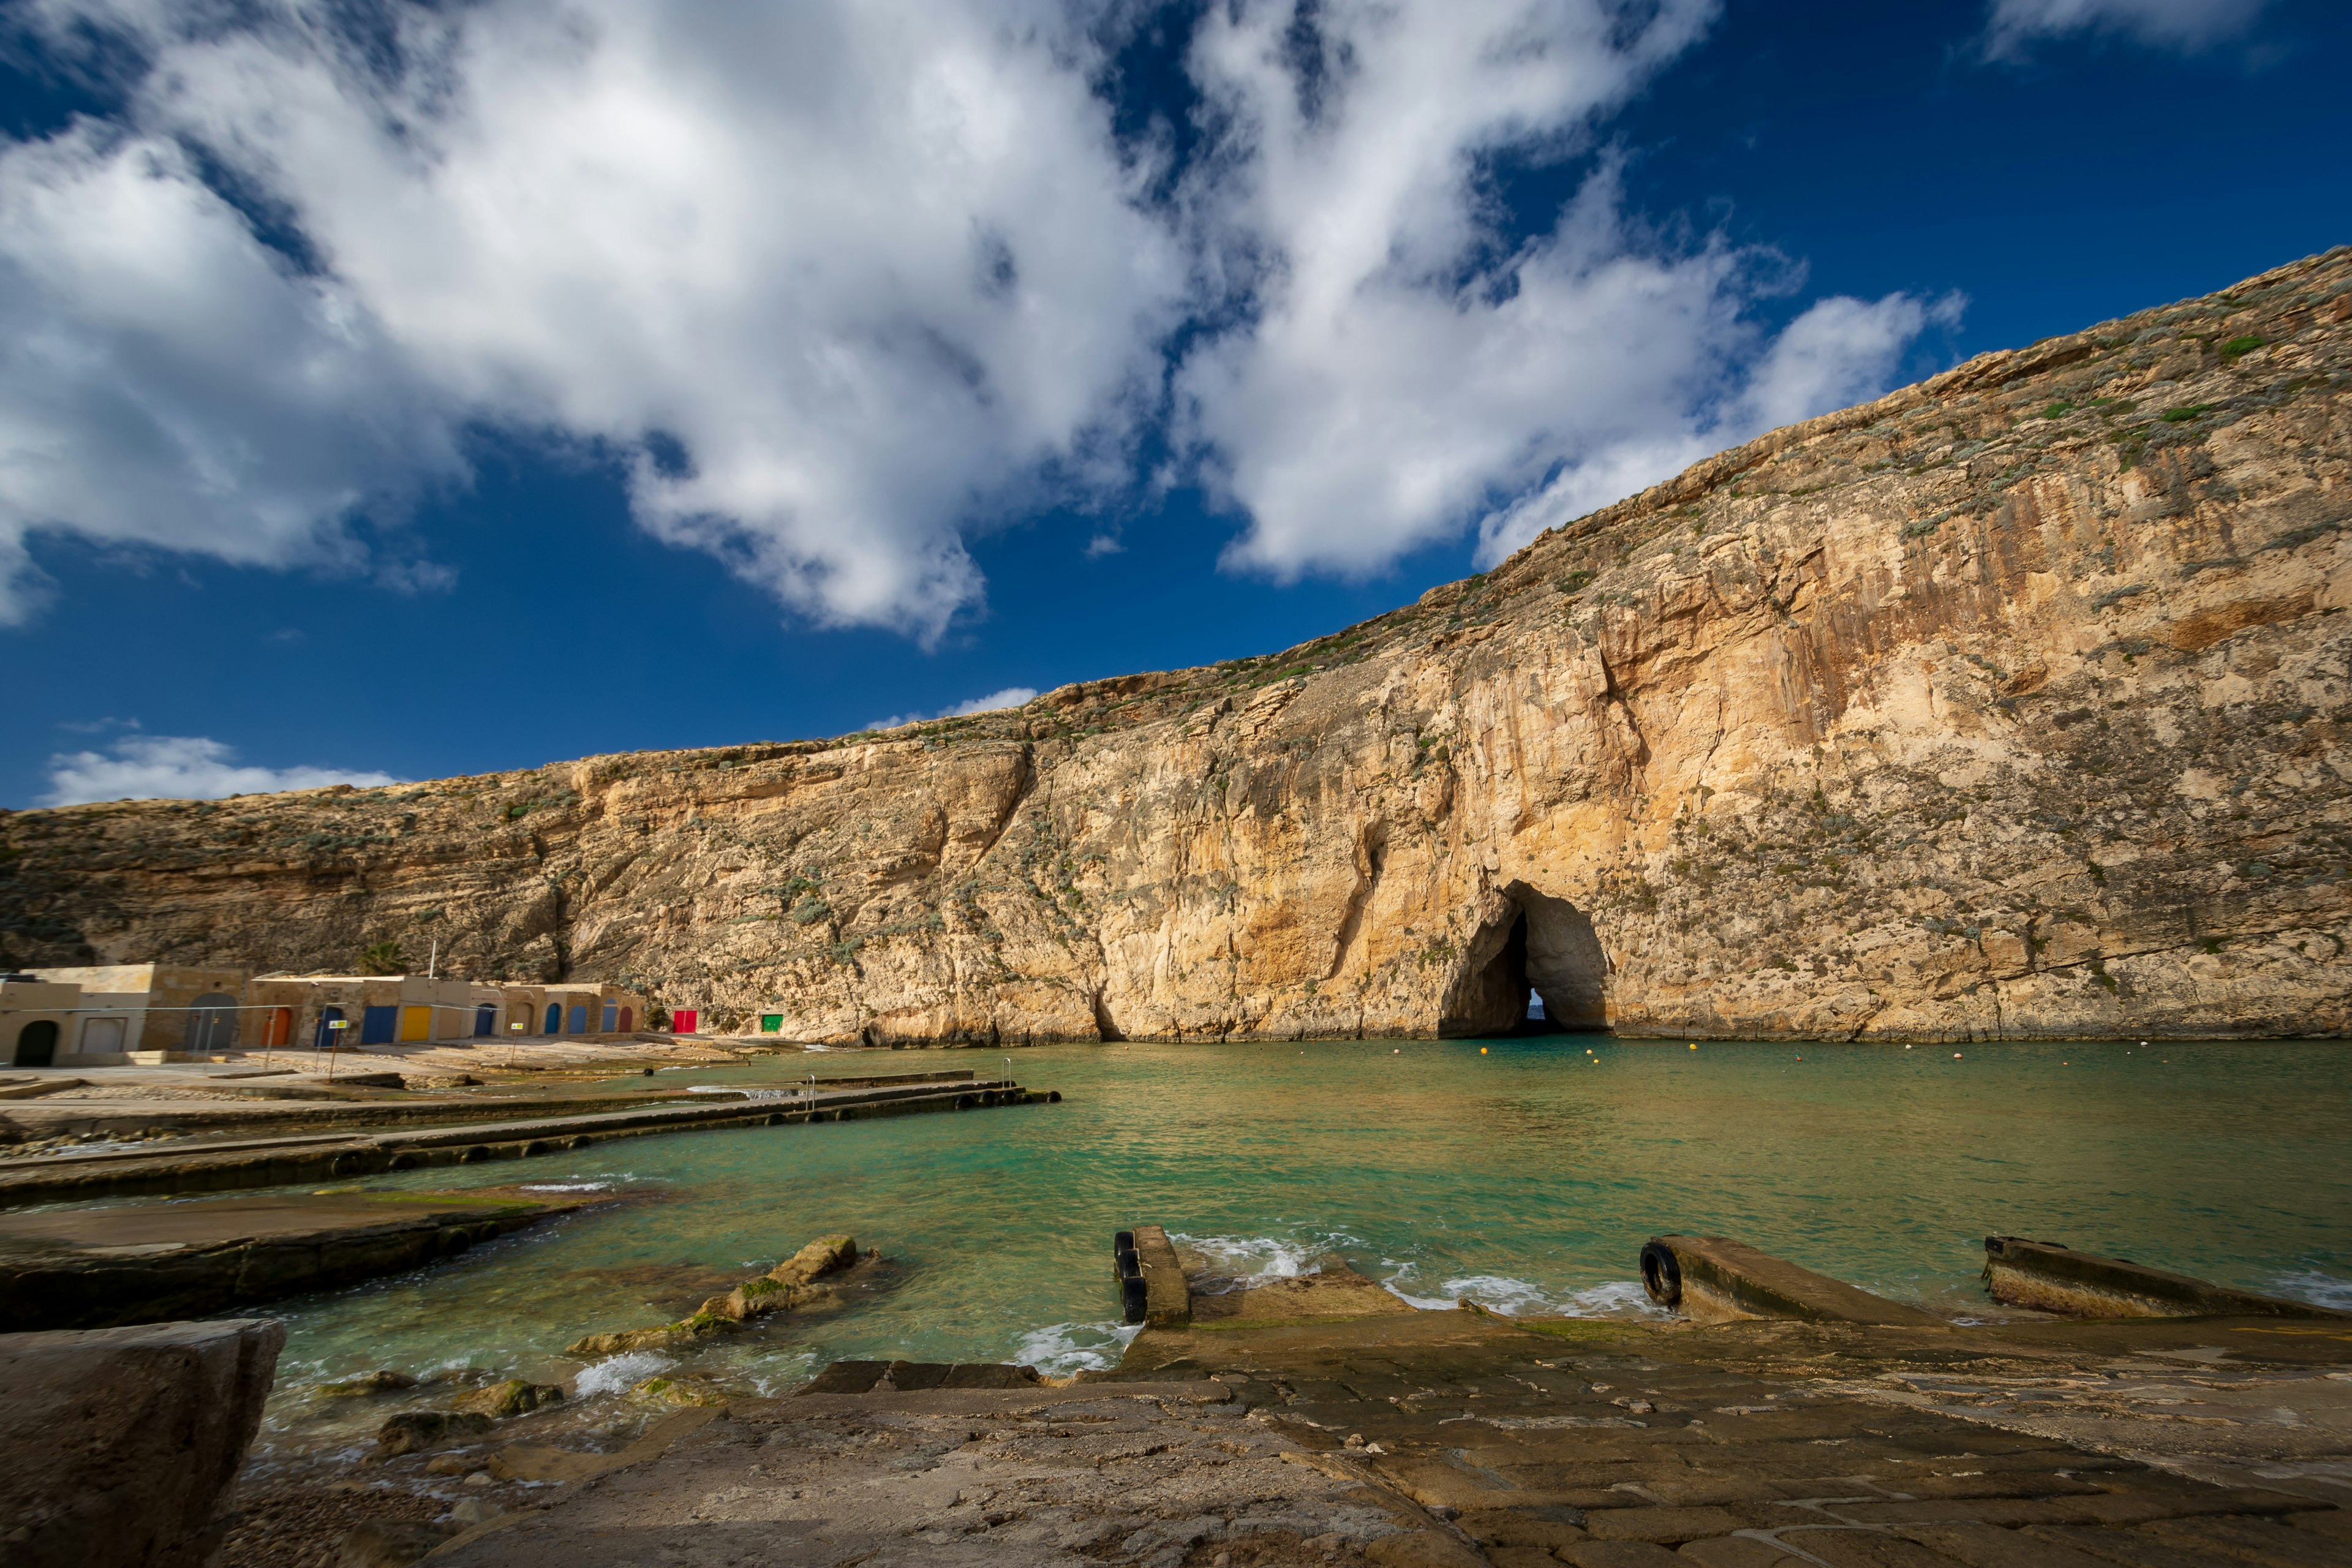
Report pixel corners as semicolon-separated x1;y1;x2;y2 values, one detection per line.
1953;1052;1964;1060
1688;1042;1697;1050
1480;1047;1488;1055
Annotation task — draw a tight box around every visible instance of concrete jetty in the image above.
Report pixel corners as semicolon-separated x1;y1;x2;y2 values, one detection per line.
0;1071;1052;1207
1985;1234;2352;1321
1640;1233;1949;1326
0;1188;602;1331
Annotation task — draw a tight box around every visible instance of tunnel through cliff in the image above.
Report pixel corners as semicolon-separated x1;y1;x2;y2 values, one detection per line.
1439;883;1610;1038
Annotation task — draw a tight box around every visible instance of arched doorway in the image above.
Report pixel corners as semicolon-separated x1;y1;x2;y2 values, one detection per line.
544;1002;562;1035
262;1008;293;1048
619;1005;635;1032
314;1006;344;1050
13;1020;58;1068
187;993;239;1055
474;1005;496;1038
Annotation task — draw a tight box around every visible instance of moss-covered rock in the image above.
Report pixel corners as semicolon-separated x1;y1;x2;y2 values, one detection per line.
449;1378;565;1419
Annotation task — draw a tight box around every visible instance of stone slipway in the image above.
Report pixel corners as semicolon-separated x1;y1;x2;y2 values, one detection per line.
0;1189;597;1331
0;1074;1046;1207
406;1307;2352;1567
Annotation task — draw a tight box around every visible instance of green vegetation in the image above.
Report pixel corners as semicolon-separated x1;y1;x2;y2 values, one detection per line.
2219;335;2267;360
359;940;405;975
2041;400;2075;419
2161;403;2216;423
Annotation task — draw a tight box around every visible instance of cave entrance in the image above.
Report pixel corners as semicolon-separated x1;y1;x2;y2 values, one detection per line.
1439;883;1610;1038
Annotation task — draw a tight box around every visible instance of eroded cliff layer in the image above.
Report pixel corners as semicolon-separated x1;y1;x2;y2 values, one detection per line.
9;252;2352;1042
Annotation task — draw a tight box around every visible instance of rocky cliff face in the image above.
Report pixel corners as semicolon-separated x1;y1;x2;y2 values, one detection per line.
8;251;2352;1042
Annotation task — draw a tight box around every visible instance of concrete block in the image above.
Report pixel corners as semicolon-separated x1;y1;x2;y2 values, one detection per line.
0;1317;282;1568
1133;1223;1190;1328
1640;1235;1947;1327
1983;1237;2352;1321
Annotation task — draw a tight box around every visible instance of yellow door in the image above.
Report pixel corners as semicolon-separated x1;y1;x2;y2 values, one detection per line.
399;1006;431;1041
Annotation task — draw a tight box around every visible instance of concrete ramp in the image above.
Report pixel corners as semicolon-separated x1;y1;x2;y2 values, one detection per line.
1640;1234;1947;1326
1985;1235;2352;1321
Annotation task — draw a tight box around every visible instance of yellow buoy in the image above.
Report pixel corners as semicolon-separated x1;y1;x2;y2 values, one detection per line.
1480;1047;1488;1054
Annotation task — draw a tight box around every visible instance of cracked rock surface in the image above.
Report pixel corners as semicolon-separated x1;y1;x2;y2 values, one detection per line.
412;1309;2352;1567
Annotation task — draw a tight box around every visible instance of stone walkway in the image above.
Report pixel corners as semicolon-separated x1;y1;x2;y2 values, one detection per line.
417;1309;2352;1566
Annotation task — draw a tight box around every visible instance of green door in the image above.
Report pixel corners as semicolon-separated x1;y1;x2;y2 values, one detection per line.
760;1014;783;1033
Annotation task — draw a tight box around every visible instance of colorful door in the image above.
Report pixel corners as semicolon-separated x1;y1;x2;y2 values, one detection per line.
361;1005;398;1044
544;1003;561;1035
568;1005;587;1034
619;1006;635;1031
263;1008;293;1047
399;1006;432;1042
760;1014;783;1033
601;1003;617;1031
475;1005;496;1038
315;1006;345;1049
673;1009;698;1035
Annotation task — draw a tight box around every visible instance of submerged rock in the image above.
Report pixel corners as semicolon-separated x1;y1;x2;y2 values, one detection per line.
629;1373;730;1408
318;1369;417;1397
567;1234;861;1354
449;1378;564;1419
375;1410;494;1458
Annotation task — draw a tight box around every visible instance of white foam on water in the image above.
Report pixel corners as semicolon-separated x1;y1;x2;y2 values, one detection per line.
572;1351;673;1398
1016;1319;1144;1376
518;1182;612;1192
2272;1270;2352;1311
1172;1233;1346;1294
1377;1268;1665;1319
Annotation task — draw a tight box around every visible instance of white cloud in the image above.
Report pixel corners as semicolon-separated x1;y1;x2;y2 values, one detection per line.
40;734;402;805
5;0;1183;643
1983;0;2271;56
3;0;1967;631
867;685;1037;731
1472;289;1964;568
1740;290;1968;434
1175;0;1958;581
0;122;463;626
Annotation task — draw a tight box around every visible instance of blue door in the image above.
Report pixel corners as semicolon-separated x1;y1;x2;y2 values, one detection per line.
601;1003;617;1031
543;1003;561;1035
313;1006;344;1049
360;1005;398;1044
568;1005;587;1035
473;1005;496;1038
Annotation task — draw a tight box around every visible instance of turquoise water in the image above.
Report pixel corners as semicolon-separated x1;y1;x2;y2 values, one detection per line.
253;1036;2352;1447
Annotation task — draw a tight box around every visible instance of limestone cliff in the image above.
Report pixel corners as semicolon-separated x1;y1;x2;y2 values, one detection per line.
8;251;2352;1042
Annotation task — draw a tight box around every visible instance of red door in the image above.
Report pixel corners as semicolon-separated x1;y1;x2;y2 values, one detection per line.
672;1009;698;1035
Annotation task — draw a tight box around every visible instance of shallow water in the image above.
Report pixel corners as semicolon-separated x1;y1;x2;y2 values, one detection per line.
251;1035;2352;1450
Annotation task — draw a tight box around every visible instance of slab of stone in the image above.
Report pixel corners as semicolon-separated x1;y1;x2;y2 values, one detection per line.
388;1305;2352;1568
1131;1221;1191;1327
0;1187;599;1330
1985;1235;2352;1322
0;1317;282;1568
1642;1234;1949;1327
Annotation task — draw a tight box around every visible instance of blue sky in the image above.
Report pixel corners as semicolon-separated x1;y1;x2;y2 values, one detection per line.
2;0;2346;808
